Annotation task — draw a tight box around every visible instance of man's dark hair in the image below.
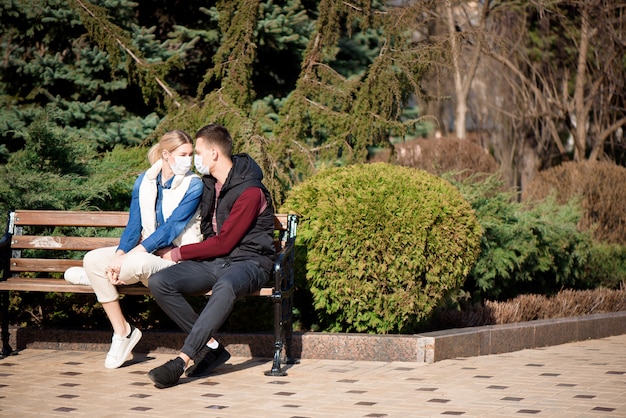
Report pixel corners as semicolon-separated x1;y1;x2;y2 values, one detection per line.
195;124;233;156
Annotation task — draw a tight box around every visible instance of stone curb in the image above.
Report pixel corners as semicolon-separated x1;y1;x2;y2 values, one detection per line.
8;311;626;363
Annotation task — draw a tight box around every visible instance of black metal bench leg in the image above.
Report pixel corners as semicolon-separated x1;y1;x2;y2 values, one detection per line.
1;291;13;358
265;289;287;376
284;292;299;365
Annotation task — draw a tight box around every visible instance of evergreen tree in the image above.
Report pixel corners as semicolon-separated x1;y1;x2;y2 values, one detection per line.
268;0;438;194
2;0;437;208
0;0;177;161
0;108;145;215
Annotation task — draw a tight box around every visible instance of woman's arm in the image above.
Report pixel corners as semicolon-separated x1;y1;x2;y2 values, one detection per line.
116;173;144;253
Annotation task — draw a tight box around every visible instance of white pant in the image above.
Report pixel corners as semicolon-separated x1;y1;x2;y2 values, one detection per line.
83;246;175;303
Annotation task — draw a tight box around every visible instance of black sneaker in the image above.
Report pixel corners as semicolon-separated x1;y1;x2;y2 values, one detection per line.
147;357;185;389
185;343;231;377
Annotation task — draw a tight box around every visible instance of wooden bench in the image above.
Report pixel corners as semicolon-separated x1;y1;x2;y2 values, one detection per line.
0;209;298;376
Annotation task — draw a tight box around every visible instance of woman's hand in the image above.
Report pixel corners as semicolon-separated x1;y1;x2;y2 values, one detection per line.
155;246;175;261
106;252;126;285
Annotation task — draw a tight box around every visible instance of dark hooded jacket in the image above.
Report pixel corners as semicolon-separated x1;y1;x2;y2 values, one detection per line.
198;153;275;273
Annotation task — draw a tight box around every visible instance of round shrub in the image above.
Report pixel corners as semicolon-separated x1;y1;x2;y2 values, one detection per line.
280;163;482;333
583;242;626;289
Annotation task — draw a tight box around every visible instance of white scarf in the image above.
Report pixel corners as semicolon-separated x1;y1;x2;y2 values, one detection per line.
138;159;201;245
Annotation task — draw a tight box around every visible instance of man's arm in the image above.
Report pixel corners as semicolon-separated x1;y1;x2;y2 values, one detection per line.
169;187;266;262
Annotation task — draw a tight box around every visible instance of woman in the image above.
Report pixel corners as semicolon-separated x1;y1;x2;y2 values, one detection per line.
64;130;203;369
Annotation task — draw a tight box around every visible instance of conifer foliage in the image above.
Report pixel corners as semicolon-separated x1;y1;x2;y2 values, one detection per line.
0;0;166;160
281;163;482;333
451;173;595;302
0;109;147;214
1;1;443;207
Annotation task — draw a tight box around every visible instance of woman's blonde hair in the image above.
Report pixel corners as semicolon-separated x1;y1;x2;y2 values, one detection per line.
147;130;193;165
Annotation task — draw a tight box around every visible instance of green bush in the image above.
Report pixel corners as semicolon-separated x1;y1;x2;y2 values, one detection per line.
0;114;148;215
450;173;596;301
584;243;626;289
280;163;482;333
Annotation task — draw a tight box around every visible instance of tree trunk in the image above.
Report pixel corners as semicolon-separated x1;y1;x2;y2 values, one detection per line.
446;0;466;139
445;0;489;140
573;6;592;161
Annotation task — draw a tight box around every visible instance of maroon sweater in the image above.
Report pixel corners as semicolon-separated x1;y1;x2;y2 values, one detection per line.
169;187;266;262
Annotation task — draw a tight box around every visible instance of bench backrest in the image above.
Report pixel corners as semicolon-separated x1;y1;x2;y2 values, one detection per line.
1;210;297;280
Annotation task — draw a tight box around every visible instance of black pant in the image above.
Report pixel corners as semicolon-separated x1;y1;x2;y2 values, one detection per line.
148;257;269;358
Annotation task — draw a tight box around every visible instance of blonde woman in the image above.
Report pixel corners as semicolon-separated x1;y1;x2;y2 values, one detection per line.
64;130;203;369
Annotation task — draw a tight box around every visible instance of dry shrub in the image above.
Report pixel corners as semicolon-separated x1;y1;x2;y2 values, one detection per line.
522;161;626;245
430;288;626;330
394;135;499;180
486;289;626;324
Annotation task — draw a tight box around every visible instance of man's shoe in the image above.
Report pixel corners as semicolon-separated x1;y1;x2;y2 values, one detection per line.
104;325;142;369
185;343;231;377
148;357;185;389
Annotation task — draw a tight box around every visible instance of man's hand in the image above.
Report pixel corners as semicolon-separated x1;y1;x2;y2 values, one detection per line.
156;246;175;261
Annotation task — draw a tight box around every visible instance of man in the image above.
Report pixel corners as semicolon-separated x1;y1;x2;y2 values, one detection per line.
146;123;275;389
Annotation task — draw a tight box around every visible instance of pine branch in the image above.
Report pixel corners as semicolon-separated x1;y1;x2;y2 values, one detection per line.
70;0;181;107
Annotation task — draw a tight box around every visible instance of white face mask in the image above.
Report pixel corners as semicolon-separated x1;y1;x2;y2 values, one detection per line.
194;154;210;175
170;155;192;175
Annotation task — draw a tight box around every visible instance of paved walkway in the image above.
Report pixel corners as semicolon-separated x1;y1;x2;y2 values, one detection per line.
1;334;625;417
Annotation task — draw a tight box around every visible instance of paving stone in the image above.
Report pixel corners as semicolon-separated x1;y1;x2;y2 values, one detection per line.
1;335;625;416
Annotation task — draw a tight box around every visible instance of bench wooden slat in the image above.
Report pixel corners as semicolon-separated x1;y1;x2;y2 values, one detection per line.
15;235;281;252
14;210;288;232
0;278;97;293
10;258;82;272
0;277;274;297
9;260;287;279
273;213;289;231
14;210;129;227
11;236;121;251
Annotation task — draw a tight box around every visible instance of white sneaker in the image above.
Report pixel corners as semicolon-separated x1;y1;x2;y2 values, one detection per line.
64;267;91;286
104;325;142;369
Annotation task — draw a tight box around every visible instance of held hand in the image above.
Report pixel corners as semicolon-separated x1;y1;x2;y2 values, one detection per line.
106;252;126;285
109;253;125;273
156;246;175;261
105;266;126;285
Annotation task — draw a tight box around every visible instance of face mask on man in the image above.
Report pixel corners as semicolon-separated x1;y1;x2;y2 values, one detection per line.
194;154;210;175
170;155;192;175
